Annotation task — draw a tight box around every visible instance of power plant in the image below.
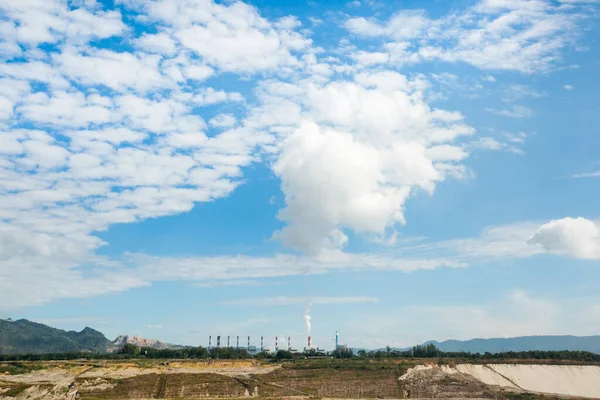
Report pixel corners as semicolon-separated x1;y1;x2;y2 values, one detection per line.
207;333;339;355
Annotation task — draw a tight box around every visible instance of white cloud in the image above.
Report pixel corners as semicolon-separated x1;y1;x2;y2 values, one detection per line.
18;90;116;127
268;72;473;253
344;0;587;73
529;217;600;260
350;51;389;67
469;131;529;154
182;64;215;82
147;324;163;329
0;0;126;46
184;88;244;106
130;0;312;73
485;105;533;118
564;84;575;90
134;32;178;55
345;10;428;40
571;170;600;178
55;48;173;93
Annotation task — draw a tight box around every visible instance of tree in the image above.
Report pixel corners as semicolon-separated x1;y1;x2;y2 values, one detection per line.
275;350;293;360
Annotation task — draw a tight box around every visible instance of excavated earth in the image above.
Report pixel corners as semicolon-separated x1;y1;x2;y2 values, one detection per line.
0;360;598;400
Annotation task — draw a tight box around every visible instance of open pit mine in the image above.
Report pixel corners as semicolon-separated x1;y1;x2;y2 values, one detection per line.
1;359;600;400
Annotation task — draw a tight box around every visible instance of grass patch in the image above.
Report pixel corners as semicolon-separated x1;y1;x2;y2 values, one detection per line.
0;361;45;375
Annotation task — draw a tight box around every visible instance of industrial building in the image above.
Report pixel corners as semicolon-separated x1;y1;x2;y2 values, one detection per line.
207;332;345;356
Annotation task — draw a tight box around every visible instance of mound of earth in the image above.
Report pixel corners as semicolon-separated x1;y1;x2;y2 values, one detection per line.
399;365;506;399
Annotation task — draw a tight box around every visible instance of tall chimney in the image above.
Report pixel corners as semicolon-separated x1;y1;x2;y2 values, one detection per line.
261;336;264;351
236;336;239;349
308;336;312;348
227;336;230;348
209;335;212;349
217;336;221;348
288;337;291;351
248;336;250;350
275;336;278;352
336;331;339;349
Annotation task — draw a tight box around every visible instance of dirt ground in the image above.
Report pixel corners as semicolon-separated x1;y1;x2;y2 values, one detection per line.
0;360;588;400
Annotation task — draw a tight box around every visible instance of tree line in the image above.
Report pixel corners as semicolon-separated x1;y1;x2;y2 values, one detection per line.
1;343;599;362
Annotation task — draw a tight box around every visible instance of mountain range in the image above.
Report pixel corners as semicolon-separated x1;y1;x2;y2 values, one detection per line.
2;318;599;355
0;318;182;354
425;335;600;354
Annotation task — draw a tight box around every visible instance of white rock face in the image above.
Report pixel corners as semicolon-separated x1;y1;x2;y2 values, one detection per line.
112;335;178;350
445;363;600;398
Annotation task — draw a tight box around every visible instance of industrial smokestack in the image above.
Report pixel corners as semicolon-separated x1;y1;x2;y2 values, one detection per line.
308;336;312;348
227;336;230;348
248;336;250;350
217;336;221;348
237;336;239;349
209;335;212;349
288;337;291;351
335;331;339;349
261;336;264;350
275;336;278;352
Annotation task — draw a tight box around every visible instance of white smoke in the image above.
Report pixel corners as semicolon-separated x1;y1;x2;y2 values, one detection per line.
303;299;312;335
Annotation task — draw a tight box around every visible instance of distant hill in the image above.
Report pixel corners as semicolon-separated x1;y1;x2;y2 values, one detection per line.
424;335;600;354
0;318;112;354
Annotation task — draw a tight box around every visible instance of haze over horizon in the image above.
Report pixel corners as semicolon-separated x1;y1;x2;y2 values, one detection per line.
0;0;599;350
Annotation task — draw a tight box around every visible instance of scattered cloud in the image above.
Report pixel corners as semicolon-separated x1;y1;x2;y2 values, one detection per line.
564;84;575;90
468;131;529;155
344;0;587;73
485;105;533;119
502;85;546;103
147;324;163;329
0;0;594;312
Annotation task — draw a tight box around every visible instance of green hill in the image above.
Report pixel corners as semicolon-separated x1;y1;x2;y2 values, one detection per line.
0;318;112;354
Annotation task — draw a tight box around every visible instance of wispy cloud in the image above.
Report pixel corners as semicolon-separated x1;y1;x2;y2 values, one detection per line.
192;279;285;288
219;296;379;306
572;171;600;178
502;85;546;102
485;105;533;119
348;291;600;348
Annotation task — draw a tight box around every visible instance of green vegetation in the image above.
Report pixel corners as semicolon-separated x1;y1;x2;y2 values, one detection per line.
1;341;599;363
358;344;600;362
0;361;44;374
0;319;111;355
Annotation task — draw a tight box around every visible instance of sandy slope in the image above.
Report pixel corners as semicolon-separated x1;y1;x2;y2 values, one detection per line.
446;363;600;398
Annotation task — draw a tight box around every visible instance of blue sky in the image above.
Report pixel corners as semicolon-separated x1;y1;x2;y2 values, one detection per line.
0;0;599;350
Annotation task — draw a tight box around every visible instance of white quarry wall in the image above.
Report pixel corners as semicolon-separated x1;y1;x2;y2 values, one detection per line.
447;363;600;399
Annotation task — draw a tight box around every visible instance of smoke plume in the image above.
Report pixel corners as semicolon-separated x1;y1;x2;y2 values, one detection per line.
303;299;312;335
